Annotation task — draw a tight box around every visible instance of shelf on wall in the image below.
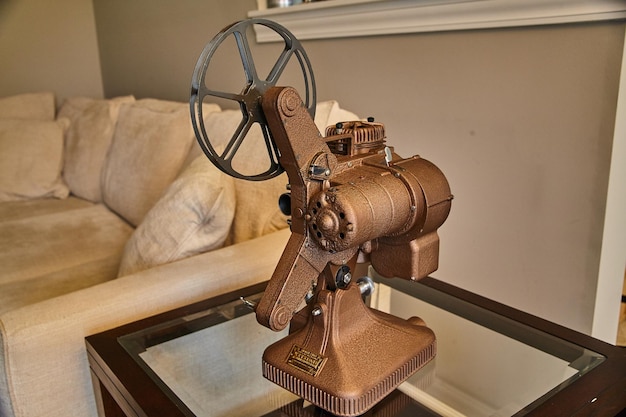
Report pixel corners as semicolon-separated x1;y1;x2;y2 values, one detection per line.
248;0;626;42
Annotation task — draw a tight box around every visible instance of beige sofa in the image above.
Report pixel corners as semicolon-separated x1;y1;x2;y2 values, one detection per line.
0;92;357;417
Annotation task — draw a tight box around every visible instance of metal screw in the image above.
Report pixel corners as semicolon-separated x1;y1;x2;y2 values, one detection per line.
240;297;257;310
357;276;375;297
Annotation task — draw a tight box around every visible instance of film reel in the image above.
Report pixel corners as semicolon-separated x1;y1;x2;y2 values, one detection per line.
190;18;316;181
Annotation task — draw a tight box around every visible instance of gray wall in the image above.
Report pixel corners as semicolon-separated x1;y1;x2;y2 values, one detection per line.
94;0;623;335
4;0;625;335
0;0;104;104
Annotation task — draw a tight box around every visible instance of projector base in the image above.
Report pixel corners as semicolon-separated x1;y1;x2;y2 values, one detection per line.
262;283;436;417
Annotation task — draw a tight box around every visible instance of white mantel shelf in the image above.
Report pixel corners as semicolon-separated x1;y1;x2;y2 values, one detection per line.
248;0;626;43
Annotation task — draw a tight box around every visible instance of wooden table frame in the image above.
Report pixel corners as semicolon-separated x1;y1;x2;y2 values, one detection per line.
86;278;626;417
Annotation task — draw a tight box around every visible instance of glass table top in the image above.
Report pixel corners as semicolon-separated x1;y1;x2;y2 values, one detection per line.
117;277;605;417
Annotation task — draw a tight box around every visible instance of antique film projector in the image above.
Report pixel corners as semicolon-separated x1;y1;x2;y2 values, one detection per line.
190;19;452;416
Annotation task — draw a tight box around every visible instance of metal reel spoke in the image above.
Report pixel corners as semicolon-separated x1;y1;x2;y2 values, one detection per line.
190;18;316;181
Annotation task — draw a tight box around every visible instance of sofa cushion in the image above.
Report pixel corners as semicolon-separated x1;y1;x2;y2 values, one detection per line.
0;198;133;314
0;91;55;120
313;100;361;133
57;96;135;202
118;156;236;276
0;196;93;222
101;99;220;227
0;118;70;201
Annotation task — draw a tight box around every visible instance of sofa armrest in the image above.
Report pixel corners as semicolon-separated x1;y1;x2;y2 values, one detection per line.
0;228;290;417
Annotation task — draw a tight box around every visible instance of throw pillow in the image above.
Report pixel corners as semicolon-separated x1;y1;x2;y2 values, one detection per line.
101;99;208;227
0;92;55;120
58;96;135;202
0;118;70;201
201;110;288;244
118;155;236;276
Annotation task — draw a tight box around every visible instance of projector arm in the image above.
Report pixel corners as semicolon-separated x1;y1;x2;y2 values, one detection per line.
255;87;358;331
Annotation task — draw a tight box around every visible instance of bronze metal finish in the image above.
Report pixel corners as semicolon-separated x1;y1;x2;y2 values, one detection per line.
254;86;450;415
263;274;436;416
256;86;452;332
190;19;452;416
